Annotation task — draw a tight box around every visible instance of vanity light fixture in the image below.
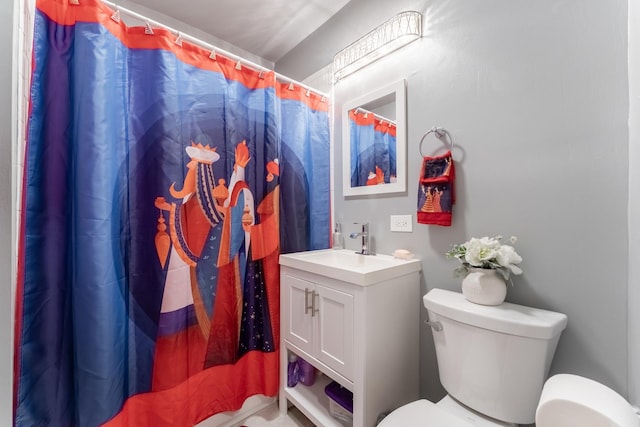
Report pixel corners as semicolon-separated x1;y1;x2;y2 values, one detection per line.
333;11;422;81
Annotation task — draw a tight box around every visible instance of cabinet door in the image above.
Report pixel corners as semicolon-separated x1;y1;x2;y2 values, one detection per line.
283;274;314;355
315;285;354;381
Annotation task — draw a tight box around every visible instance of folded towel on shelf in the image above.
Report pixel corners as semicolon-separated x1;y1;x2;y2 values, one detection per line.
417;151;455;226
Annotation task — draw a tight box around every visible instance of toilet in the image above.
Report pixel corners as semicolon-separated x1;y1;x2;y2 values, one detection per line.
536;373;639;427
378;288;639;427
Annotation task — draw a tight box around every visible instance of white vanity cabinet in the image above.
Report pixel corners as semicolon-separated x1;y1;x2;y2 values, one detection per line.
284;274;355;381
279;249;422;427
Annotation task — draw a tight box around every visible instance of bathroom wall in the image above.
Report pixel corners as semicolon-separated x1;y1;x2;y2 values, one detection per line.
628;0;640;408
2;0;19;423
278;0;632;405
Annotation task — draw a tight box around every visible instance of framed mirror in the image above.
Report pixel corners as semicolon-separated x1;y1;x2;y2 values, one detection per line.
342;79;406;197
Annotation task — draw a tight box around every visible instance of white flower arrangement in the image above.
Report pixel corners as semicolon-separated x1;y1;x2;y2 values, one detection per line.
445;235;524;282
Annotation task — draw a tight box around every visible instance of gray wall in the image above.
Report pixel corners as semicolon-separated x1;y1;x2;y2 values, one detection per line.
628;0;640;406
2;0;15;424
277;0;631;405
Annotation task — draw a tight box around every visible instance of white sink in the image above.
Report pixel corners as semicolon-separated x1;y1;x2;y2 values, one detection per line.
279;249;422;286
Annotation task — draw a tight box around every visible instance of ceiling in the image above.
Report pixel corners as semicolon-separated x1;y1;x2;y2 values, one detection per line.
127;0;352;63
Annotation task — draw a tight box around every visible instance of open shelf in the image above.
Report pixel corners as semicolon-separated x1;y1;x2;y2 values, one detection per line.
284;374;351;427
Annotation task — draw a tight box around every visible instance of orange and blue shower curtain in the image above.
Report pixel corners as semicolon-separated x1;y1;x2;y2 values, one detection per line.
13;0;330;425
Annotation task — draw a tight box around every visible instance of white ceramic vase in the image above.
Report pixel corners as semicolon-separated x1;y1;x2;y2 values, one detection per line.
461;268;507;306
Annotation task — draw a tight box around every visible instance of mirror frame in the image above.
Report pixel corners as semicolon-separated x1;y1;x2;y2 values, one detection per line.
342;79;407;197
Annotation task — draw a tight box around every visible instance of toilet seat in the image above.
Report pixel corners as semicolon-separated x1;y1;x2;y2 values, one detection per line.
377;400;474;427
536;374;639;427
436;395;515;426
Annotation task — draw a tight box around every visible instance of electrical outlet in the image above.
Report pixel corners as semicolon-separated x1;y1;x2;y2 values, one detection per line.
390;215;413;232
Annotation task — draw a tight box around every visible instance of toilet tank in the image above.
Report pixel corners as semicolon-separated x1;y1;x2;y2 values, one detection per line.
423;289;568;425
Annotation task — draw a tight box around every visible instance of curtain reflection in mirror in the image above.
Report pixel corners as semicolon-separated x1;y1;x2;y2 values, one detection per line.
349;108;397;187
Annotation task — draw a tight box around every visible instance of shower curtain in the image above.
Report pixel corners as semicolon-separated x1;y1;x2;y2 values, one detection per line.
13;0;330;425
349;109;397;187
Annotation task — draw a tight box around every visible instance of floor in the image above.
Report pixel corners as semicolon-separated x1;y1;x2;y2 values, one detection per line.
239;404;316;427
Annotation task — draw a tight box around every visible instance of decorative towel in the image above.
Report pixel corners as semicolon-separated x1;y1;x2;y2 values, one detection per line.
417;151;455;226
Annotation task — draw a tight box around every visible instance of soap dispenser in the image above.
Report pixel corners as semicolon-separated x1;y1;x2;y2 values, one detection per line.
333;223;344;249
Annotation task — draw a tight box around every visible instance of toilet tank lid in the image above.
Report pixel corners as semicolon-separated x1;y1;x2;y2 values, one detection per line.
423;289;568;339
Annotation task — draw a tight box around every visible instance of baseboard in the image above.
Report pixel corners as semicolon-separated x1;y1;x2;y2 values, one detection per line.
195;395;276;427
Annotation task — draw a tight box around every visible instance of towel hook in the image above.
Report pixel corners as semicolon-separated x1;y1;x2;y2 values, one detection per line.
419;126;454;157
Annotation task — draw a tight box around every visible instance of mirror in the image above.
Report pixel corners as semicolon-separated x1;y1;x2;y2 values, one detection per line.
342;79;406;197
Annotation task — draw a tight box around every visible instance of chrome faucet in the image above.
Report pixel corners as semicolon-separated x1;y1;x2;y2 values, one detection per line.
349;222;371;255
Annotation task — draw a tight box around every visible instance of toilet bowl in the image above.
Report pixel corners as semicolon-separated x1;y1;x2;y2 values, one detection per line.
377;399;474;427
377;395;512;427
379;374;640;427
377;289;639;427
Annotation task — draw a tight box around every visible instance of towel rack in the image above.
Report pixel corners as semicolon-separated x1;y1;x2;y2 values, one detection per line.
419;126;454;157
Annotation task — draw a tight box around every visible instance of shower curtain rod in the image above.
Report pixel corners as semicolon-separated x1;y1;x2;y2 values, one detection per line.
101;0;328;98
